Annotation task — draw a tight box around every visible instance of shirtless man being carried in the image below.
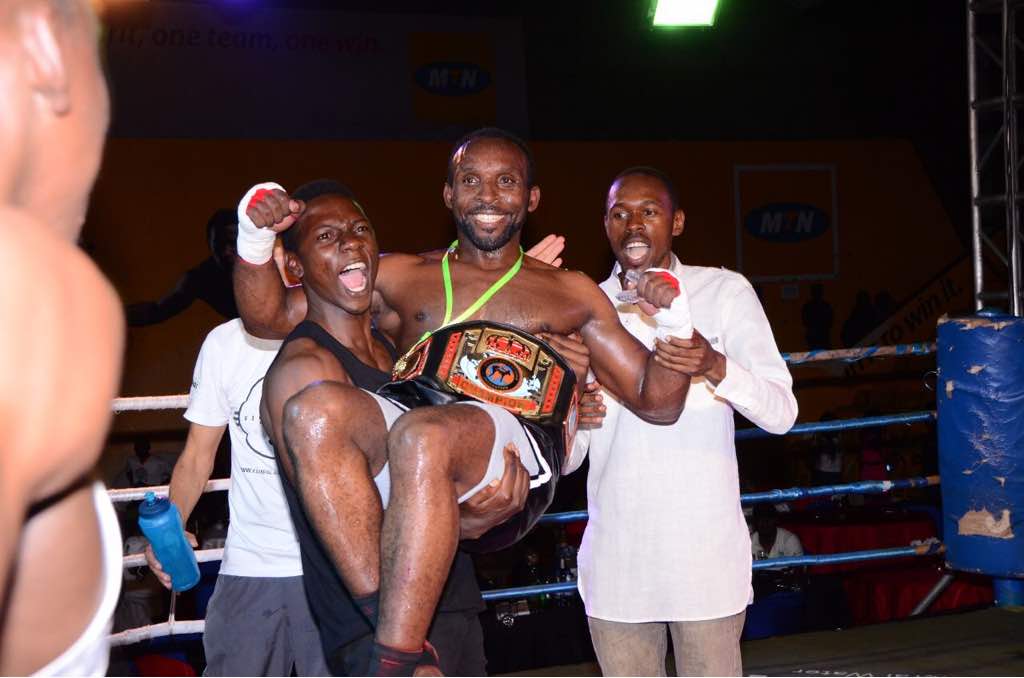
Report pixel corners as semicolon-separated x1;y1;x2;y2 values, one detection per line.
238;128;694;674
0;1;125;675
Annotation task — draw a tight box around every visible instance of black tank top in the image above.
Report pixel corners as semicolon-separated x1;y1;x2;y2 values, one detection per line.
273;321;483;669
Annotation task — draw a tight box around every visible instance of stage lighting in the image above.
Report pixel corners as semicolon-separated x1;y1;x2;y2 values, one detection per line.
651;0;721;27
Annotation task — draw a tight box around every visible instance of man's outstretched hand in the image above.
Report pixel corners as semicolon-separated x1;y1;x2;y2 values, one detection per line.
459;444;529;539
525;234;565;268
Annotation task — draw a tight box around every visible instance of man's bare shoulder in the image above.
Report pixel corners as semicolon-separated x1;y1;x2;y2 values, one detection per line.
524;262;603;296
0;209;123;352
266;338;352;400
379;251;433;269
0;209;124;497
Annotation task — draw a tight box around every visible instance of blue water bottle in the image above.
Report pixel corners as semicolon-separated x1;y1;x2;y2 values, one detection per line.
138;492;200;592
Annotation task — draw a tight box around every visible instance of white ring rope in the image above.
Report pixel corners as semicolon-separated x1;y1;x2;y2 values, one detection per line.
108;478;231;503
110;620;205;648
122;547;224;570
106;339;941;650
112;395;189;413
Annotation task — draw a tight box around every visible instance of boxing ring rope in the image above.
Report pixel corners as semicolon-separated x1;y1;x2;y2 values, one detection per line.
480;542;947;602
112;394;190;413
122;548;224;570
108;478;231;503
781;342;935;365
107;340;948;648
109;341;937;413
537;475;942;525
737;411;935;440
110;528;949;645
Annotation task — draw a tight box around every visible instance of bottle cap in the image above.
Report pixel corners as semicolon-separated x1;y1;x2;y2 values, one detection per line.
138;492;169;517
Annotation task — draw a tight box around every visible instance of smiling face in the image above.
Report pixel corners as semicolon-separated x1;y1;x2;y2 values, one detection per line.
443;137;540;252
604;172;684;274
286;194;378;316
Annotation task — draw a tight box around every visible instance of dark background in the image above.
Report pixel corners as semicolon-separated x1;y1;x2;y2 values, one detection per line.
281;0;970;245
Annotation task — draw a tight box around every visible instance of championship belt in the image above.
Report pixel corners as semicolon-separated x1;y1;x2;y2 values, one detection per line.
382;321;579;454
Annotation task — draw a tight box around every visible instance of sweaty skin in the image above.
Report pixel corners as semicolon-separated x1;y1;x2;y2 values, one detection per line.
257;193;583;673
234;137;691;670
0;1;122;672
235;140;690;425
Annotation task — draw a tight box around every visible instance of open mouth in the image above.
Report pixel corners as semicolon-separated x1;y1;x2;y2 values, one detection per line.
338;261;368;293
622;239;651;265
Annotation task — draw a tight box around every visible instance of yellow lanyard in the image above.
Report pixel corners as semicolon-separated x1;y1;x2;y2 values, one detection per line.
417;240;524;343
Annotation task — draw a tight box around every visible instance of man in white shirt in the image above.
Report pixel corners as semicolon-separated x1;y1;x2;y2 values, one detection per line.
146;318;330;676
566;167;798;676
114;438;175;490
147;313;532;675
750;504;804;564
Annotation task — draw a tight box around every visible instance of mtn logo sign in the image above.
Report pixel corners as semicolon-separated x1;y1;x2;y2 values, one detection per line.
414;62;492;96
744;203;829;243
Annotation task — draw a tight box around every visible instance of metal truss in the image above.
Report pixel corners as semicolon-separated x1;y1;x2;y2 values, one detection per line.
968;0;1024;315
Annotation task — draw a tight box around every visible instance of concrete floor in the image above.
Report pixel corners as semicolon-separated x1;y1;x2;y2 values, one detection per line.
501;607;1024;677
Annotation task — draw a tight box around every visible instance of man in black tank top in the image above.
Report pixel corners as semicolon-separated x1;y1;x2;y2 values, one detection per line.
272;319;489;675
259;181;594;675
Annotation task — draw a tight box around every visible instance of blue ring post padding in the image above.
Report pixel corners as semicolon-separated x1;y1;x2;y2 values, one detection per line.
537;476;942;525
480;543;944;601
994;578;1024;607
735;411;935;440
938;314;1024;579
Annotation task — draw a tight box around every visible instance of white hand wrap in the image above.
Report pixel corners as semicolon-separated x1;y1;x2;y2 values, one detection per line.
645;267;693;341
236;181;285;265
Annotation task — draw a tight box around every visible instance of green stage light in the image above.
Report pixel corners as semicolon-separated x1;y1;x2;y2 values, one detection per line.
651;0;721;26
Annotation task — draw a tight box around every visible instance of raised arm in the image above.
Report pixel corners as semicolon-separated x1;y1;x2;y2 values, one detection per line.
126;269;200;326
232;183;308;338
573;271;692;424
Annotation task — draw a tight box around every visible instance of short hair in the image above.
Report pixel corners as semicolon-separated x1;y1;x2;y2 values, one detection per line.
608;166;680;214
281;179;357;252
446;127;535;187
752;503;778;520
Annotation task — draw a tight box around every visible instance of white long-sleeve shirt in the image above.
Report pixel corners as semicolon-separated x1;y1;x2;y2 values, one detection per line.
751;527;804;563
568;255;797;622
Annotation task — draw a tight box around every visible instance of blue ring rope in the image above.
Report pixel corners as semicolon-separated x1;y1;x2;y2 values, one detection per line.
782;342;936;365
488;343;944;603
735;410;936;440
537;475;940;525
480;543;945;601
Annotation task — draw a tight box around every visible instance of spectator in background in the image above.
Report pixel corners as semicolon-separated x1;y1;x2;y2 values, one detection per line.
145;319;329;676
812;422;843;487
114;438;175;489
874;290;895;324
199;519;228;551
126;209;238;325
750;504;804;565
749;504;804;600
801;283;833;349
841;290;877;347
